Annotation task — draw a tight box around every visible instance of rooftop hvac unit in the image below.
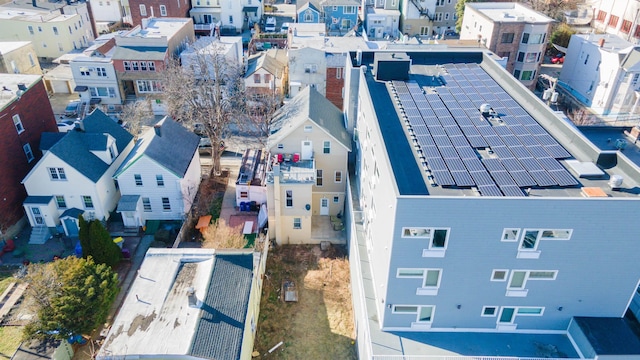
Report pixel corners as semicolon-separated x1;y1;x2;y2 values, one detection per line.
609;175;623;189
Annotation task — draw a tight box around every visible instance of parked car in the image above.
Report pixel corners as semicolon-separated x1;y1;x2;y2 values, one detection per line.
551;53;565;64
193;123;206;135
65;100;81;117
265;17;276;32
57;120;78;132
281;22;290;34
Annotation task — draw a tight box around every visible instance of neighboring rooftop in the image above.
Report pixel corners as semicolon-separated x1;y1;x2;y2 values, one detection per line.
114;117;200;179
573;33;635;53
359;50;640;198
97;249;256;360
0;7;74;22
288;25;370;51
0;41;31;54
467;2;554;23
573;317;640;356
121;18;192;39
1;0;86;13
0;73;42;111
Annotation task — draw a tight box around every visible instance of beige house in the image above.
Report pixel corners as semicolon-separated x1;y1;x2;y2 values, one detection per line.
244;49;287;96
266;87;351;245
0;41;41;75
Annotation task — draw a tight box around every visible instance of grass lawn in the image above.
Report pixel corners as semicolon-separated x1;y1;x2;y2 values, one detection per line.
0;271;15;297
0;326;23;358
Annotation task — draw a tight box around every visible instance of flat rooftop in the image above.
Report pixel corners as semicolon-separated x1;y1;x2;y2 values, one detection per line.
574;33;635;53
1;0;86;13
467;2;553;23
579;126;640;167
0;7;72;22
361;51;640;198
0;41;31;54
123;18;191;39
0;73;42;111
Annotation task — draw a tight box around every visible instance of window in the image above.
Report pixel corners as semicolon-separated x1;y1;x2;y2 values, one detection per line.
134;174;143;186
53;27;59;35
109;143;117;159
444;13;449;20
525;52;537;63
333;196;339;203
69;26;72;34
96;67;107;77
596;61;601;71
622;20;633;34
160;5;167;16
521;70;535;81
142;197;152;211
334;171;342;183
264;74;271;83
517;52;525;62
162;197;171;211
140;4;147;16
55;195;67;209
501;228;520;242
293;217;301;229
501;32;514;43
344;5;356;14
38;26;42;32
304;125;312;132
28;53;35;67
48;168;67;180
304;64;318;73
229;15;233;23
336;68;342;79
323;141;331;154
528;33;544;44
58;43;64;52
28;25;34;35
285;190;293;207
82;196;94;209
124;61;131;71
482;306;497;317
521;32;529;43
277;144;284;149
240;191;248;199
316;169;323;186
148;62;156;71
80;67;90;76
13;114;24;133
514;70;521;79
156;175;164;186
584;54;590;65
507;270;558;297
304;11;313;22
402;227;449;257
517;307;544;315
491;269;508;281
254;74;261;83
392;305;435;324
132;61;139;71
608;15;619;27
136;80;163;93
23;144;34;162
397;268;442;295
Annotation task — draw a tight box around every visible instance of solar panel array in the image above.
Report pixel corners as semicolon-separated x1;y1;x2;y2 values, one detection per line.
389;63;578;197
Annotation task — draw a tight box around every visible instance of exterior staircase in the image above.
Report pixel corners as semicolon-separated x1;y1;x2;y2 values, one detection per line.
28;226;52;245
409;0;433;19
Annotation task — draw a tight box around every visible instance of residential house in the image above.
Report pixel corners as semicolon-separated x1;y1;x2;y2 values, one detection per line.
21;110;134;241
128;0;191;28
326;52;348;109
88;0;125;34
297;1;321;24
460;2;553;89
96;248;266;360
342;49;640;358
114;117;201;226
235;149;267;207
244;49;287;97
0;42;41;75
190;0;261;36
559;33;640;119
398;0;435;38
0;74;57;238
288;47;326;99
432;0;457;36
70;34;122;106
0;2;94;61
591;0;640;45
112;18;194;114
180;36;244;80
322;0;360;35
362;0;400;40
266;87;351;245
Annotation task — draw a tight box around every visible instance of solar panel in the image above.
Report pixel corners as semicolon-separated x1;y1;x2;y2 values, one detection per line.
478;184;503;197
491;146;514;159
537;157;564;171
534;134;557;146
544;144;572;159
470;170;494;186
529;170;557;187
424;116;441;126
444;126;464;137
428;126;446;136
423;146;442;159
440;146;460;159
477;127;497;137
482;158;505;172
493;126;514;136
509;170;537;187
440;117;458;127
525;123;547;135
501;135;522;147
549;169;579;186
467;135;488;148
484;135;505;147
409;116;424;127
432;170;456;186
417;135;435;147
433;135;453;147
457;146;478;160
509;145;531;159
460;126;480;137
500;184;525;197
427;157;447;171
451;171;475;187
449;135;469;147
516;135;539;147
491;170;517;186
520;158;543;172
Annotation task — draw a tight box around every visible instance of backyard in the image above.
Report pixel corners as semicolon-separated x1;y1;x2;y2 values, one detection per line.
253;245;356;360
0;269;23;358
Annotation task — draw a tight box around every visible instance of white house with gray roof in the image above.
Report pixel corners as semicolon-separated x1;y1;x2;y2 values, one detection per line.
21;110;134;241
113;117;201;226
96;248;265;360
266;87;351;245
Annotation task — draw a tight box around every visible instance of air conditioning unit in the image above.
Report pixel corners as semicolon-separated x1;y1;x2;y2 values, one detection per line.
305;68;311;73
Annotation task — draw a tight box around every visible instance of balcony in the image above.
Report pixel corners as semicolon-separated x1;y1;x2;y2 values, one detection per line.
194;23;214;31
266;159;315;184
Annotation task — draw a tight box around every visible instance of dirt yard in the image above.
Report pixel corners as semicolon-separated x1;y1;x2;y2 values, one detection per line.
253;245;356;360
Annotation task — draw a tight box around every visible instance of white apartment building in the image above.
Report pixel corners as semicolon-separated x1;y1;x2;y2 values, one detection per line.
190;0;261;35
591;0;640;45
70;34;122;105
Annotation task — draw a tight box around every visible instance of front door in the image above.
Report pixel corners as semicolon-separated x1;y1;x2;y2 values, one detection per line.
203;14;212;24
301;140;313;160
31;207;44;225
320;198;329;215
64;218;79;237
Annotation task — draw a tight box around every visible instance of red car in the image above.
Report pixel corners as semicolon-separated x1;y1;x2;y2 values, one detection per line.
551;53;565;64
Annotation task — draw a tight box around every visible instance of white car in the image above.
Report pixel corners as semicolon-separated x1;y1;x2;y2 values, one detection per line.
280;22;290;33
57;120;78;133
265;17;276;32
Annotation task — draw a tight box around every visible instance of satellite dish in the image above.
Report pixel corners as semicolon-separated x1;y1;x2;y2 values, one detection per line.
305;204;310;211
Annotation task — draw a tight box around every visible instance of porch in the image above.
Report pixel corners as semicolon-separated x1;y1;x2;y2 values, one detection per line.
310;215;346;244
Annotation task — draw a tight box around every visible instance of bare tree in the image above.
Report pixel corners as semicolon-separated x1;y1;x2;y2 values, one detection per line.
120;99;153;139
244;91;283;148
202;219;247;248
162;42;246;175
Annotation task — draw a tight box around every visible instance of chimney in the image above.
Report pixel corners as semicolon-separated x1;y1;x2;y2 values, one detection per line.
153;123;162;137
187;287;199;308
17;83;27;91
599;38;605;47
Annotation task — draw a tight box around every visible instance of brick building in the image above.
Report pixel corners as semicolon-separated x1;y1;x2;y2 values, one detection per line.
0;74;57;237
128;0;191;28
460;2;553;89
325;52;347;110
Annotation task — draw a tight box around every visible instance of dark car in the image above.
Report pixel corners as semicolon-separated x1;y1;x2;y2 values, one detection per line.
551;53;565;64
65;100;81;117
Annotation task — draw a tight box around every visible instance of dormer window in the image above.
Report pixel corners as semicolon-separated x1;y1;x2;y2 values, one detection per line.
109;143;118;159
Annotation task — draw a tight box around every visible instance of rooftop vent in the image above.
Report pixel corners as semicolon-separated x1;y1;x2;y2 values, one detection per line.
609;175;624;190
187;287;200;308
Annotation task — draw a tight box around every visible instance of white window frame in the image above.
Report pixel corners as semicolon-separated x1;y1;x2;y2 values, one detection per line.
481;306;498;317
82;195;94;209
392;305;435;325
156;174;164;187
293;217;301;229
13;114;25;134
142;197;152;212
48;167;67;181
491;269;509;282
397;268;442;296
506;270;558;297
335;171;342;183
159;4;167;16
501;228;520;242
124;61;131;71
517;307;545;316
134;174;143;186
285;190;293;207
517;228;572;259
162;197;171;211
401;227;449;257
323;141;331;154
304;125;313;132
139;4;147;16
23;143;34;162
